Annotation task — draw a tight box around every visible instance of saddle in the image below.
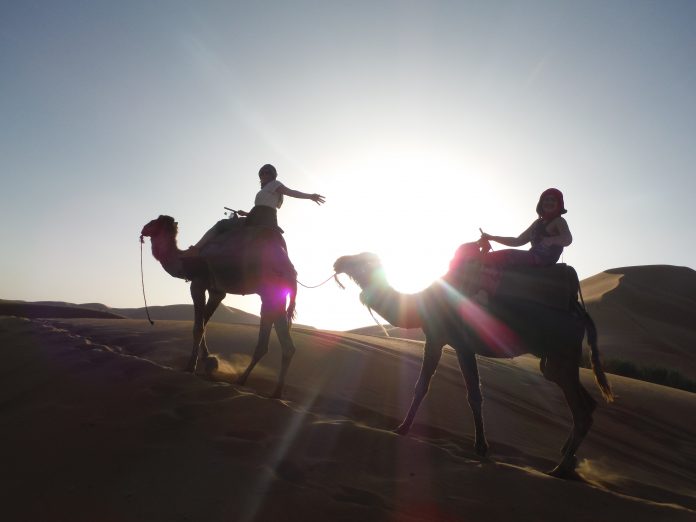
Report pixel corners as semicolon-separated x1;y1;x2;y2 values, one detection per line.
447;243;580;311
197;218;295;293
491;264;580;310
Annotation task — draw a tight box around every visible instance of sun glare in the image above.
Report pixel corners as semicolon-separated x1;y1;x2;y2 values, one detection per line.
299;141;522;328
380;250;450;294
325;148;500;293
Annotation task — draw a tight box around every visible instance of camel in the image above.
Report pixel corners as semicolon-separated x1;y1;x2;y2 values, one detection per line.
333;248;614;478
140;215;297;398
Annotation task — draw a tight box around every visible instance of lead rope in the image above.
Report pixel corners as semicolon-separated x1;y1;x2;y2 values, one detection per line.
297;271;386;335
297;272;342;289
139;236;155;325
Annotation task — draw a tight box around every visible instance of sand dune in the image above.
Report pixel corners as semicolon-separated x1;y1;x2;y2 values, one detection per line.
582;265;696;380
1;315;694;521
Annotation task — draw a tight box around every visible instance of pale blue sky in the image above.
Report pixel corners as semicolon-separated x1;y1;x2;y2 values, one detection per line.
2;1;695;330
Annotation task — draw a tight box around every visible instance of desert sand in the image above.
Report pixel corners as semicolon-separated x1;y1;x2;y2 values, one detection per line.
2;303;695;521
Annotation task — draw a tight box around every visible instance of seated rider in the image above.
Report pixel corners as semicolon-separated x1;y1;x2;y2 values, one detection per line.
183;163;325;256
472;188;572;303
479;188;572;268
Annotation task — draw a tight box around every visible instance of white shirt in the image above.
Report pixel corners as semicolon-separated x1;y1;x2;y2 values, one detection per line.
254;179;285;209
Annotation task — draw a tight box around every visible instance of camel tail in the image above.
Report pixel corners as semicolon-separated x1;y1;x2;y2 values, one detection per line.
287;279;297;327
583;308;614;403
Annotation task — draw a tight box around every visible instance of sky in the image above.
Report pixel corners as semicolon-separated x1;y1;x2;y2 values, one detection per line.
2;1;696;331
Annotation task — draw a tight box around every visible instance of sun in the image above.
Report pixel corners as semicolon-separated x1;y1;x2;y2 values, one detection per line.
314;145;502;295
380;249;451;293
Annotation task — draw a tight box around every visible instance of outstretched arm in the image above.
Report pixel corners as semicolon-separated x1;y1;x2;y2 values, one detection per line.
480;222;534;248
277;185;326;205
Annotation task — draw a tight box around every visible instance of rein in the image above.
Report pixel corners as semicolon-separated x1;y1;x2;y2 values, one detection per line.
139;235;155;325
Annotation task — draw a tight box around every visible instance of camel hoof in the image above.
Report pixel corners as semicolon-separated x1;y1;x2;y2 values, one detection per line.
392;424;410;436
547;457;579;480
475;441;489;457
203;356;219;375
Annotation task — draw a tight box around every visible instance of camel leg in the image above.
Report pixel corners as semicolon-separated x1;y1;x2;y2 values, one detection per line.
543;356;595;478
541;355;575;454
236;312;273;387
559;385;596;456
270;313;296;399
394;340;444;435
541;355;573;454
200;289;225;358
455;348;489;457
186;279;207;373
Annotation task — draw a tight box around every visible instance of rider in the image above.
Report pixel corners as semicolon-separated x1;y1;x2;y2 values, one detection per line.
463;188;572;304
479;188;572;268
182;164;325;256
238;163;325;229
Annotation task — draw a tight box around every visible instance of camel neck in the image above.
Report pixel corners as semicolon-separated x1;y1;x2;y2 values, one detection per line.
359;276;423;329
151;235;187;280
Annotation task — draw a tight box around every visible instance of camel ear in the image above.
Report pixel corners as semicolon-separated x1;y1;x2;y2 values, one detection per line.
156;215;177;233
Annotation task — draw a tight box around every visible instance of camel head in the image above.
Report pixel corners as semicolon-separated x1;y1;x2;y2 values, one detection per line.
333;253;385;289
140;215;178;242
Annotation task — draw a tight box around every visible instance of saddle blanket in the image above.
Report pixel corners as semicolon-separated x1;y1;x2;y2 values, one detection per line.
491;263;580;310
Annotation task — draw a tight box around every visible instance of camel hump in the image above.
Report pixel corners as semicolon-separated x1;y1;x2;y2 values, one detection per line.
495;264;580;310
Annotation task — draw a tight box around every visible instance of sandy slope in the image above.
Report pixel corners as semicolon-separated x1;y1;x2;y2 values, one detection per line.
1;316;694;522
581;266;696;380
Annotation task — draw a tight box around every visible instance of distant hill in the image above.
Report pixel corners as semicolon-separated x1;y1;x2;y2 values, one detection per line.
1;299;323;331
112;304;260;325
348;264;696;381
0;299;260;325
0;300;125;320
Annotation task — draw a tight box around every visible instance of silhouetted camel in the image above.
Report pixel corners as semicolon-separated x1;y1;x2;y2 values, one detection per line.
141;215;297;398
334;250;613;478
